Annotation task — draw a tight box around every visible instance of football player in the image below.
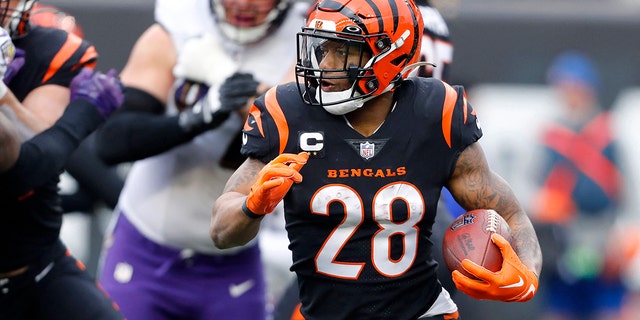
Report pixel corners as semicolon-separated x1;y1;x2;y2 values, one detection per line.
0;10;126;318
94;0;308;319
271;2;459;319
211;0;543;319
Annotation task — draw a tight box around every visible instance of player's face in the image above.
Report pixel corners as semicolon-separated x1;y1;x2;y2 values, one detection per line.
220;0;277;28
316;39;371;92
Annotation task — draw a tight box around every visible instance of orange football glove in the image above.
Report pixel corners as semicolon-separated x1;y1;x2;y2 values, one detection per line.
242;152;309;218
451;233;538;302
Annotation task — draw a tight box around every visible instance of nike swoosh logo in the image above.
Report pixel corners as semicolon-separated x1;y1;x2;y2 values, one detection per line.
229;279;255;298
499;276;524;289
521;284;536;298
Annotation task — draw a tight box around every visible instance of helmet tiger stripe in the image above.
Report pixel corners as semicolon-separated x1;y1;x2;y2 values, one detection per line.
296;0;424;112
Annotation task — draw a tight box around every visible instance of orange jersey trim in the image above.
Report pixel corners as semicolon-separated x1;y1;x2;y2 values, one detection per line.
264;87;289;154
42;33;84;83
441;83;458;148
77;44;98;70
290;303;305;320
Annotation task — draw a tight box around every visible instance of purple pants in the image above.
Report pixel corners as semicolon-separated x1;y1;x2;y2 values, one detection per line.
99;212;267;320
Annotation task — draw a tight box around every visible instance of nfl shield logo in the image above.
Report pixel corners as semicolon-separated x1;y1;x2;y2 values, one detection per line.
360;142;375;159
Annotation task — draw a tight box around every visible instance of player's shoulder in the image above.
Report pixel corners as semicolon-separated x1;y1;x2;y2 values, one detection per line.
263;82;307;110
18;26;76;47
398;77;465;117
18;26;95;56
400;77;454;100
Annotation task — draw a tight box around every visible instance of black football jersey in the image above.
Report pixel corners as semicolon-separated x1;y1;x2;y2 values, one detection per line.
242;77;482;319
0;26;98;272
11;26;97;100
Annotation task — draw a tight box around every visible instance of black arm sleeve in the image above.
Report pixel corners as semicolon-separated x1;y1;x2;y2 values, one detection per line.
0;99;103;194
95;111;193;165
64;134;125;209
95;86;228;165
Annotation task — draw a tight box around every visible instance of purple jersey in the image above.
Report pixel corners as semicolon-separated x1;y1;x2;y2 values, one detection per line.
241;77;482;319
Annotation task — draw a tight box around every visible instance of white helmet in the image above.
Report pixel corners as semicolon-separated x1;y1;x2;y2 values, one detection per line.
210;0;292;45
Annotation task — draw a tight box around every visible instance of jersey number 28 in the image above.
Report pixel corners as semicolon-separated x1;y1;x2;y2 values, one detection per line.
311;182;424;280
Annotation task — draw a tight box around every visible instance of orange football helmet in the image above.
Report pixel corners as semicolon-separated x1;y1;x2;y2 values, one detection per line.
296;0;424;113
30;3;84;38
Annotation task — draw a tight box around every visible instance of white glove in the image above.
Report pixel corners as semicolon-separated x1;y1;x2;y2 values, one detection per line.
173;33;237;87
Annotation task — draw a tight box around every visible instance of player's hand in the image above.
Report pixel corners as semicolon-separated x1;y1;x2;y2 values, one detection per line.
452;233;538;302
70;68;124;119
174;79;210;112
176;80;230;134
173;33;237;87
3;48;24;85
219;72;260;111
243;152;309;217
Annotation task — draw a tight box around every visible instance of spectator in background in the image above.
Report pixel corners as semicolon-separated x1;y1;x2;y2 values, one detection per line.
531;50;626;320
95;0;308;319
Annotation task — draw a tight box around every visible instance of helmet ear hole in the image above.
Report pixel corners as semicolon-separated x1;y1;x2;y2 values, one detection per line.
375;38;391;51
365;79;378;91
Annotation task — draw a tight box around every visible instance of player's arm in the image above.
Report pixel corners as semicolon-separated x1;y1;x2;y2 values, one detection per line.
211;158;267;249
120;24;175;104
446;142;542;301
1;69;123;192
211;153;308;249
21;32;99;129
95;24;195;164
95;24;236;164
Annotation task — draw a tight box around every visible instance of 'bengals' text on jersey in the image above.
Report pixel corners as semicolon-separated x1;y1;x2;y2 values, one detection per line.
242;77;482;319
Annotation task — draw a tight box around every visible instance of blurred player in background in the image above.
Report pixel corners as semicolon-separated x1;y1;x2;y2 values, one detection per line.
29;1;123;218
210;0;542;319
0;14;126;317
531;51;626;320
95;0;308;319
26;2;126;274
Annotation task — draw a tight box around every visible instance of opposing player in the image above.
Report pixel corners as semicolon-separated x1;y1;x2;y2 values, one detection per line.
211;0;542;319
95;0;308;319
0;19;125;318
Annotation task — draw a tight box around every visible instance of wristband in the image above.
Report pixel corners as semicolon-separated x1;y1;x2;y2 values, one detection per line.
242;201;264;219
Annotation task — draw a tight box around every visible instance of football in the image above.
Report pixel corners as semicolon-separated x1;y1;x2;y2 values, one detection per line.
442;209;512;278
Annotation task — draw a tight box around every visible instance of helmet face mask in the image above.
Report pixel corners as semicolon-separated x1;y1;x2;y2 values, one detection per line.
1;0;37;38
210;0;291;45
296;28;376;110
296;0;423;113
